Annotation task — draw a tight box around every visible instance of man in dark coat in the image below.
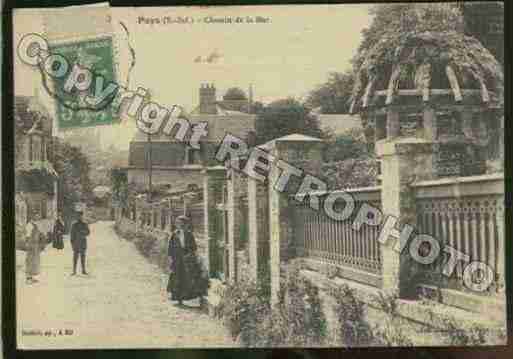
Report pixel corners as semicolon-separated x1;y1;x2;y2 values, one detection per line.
166;216;208;305
70;211;90;275
52;212;65;250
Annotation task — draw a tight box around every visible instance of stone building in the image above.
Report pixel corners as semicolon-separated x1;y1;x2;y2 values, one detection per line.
125;84;257;193
15;95;59;227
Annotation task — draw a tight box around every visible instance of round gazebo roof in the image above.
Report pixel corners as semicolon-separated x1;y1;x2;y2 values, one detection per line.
350;32;504;113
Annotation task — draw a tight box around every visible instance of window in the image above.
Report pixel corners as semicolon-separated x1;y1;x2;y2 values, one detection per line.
40;199;47;219
30;135;42;162
489;20;503;35
27;198;47;220
185;146;202;165
41;138;46;161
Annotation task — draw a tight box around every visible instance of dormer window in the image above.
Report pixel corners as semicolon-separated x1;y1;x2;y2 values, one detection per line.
28;133;46;163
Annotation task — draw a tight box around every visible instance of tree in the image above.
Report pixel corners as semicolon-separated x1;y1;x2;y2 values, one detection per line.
461;2;504;65
352;4;465;70
350;3;503;110
111;168;129;209
250;101;265;115
51;139;94;225
255;98;324;145
305;71;354;114
223;87;247;101
323;128;369;163
321;128;378;190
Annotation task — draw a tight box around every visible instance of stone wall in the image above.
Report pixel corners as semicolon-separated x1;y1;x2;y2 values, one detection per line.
298;262;506;346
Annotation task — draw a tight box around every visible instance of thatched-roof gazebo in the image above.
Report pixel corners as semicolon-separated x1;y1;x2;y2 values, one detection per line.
350;30;504;176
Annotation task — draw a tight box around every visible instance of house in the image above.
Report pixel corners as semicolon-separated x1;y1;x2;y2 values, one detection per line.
15;96;59;230
124;84;257;193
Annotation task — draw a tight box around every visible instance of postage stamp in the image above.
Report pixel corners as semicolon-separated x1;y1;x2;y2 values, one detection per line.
48;37;118;129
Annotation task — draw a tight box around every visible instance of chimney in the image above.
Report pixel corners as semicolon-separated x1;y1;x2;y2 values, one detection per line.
248;84;253;113
199;83;217;114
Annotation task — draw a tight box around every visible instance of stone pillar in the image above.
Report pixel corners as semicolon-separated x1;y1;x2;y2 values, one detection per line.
203;166;226;277
499;115;504;168
374;114;387;142
248;177;269;283
496;200;505;292
166;199;173;232
183;195;189;217
226;167;241;283
423;105;437;141
376;139;437;297
267;135;324;304
52;181;58;219
386;108;400;138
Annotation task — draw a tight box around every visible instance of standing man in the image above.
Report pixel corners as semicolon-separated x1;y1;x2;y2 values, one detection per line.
70;211;90;275
25;212;43;284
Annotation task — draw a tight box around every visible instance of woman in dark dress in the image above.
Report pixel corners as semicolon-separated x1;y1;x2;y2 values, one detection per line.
166;215;208;305
52;212;65;250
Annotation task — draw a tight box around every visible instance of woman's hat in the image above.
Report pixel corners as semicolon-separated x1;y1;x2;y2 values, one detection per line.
176;215;190;222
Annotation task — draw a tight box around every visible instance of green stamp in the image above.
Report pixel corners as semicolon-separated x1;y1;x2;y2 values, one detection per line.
49;37;118;129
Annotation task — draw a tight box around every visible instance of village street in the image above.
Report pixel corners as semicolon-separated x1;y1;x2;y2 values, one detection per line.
16;221;236;349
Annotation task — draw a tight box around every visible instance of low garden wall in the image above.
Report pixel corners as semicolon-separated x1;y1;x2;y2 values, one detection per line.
210;258;506;347
298;261;507;346
114;218;169;272
114;217;208;275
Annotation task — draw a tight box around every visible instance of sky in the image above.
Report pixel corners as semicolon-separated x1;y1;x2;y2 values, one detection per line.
13;4;372;149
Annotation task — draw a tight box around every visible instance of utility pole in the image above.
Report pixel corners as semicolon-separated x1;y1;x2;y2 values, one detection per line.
147;133;153;202
248;83;253;113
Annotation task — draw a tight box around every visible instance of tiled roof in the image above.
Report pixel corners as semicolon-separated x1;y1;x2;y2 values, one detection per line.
131;111;256;143
15;96;53;135
258;133;323;151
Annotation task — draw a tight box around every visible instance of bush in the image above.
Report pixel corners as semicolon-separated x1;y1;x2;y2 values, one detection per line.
216;264;327;347
426;309;489;346
304;279;328;345
374;292;399;317
372;292;413;346
333;284;373;346
215;277;270;346
113;221;137;241
135;233;158;258
266;266;328;346
372;320;413;347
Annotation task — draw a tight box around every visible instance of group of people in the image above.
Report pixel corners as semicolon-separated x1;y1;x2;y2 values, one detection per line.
24;211;91;284
24;210;207;306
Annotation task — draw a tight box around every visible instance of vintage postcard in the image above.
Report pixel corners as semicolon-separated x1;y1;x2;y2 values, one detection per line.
12;2;506;349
